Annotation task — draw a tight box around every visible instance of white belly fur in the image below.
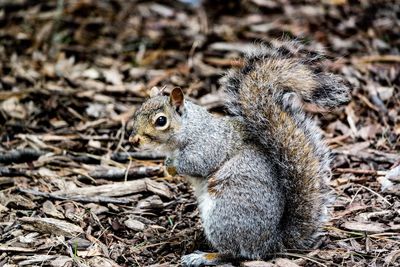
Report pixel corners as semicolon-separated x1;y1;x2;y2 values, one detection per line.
186;176;215;221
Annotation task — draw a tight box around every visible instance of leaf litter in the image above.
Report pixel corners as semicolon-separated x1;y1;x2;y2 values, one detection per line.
0;0;399;266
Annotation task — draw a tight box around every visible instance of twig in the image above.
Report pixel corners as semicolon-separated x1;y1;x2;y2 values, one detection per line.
0;149;46;164
83;165;164;181
18;188;134;204
0;177;13;186
276;252;332;267
326;134;351;145
114;121;126;153
0;149;166;166
111;151;166;162
357;55;400;63
358;185;392;206
0;167;28;177
333;149;398;164
125;159;133;182
324;226;365;237
349;186;363;206
0;246;36;252
50;178;172;198
335;168;378;175
68;155;100;164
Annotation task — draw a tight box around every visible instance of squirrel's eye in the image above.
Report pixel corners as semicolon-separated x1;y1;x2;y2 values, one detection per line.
153;113;169;130
155;116;167;127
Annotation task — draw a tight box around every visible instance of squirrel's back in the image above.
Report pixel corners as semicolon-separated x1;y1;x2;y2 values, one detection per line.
221;41;350;249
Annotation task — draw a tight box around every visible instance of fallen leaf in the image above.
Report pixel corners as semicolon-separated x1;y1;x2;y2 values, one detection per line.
124;219;146;231
42;200;65;219
1;97;27;119
103;68;123;85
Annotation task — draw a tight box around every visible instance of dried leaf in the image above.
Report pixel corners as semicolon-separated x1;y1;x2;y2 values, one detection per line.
42;200;65;219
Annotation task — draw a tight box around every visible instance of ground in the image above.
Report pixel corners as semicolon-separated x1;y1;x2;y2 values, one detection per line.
0;0;399;266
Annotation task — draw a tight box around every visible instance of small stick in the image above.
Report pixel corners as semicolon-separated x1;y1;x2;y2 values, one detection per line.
335;168;377;175
111;151;166;162
0;149;166;165
0;149;46;164
358;185;392;206
0;246;36;252
18;188;133;204
86;166;164;180
357;55;400;63
276;252;330;267
125;160;133;182
0;167;28;177
326;134;351;145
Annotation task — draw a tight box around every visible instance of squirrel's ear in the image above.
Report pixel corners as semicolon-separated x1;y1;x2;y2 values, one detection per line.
170;88;184;113
149;86;161;97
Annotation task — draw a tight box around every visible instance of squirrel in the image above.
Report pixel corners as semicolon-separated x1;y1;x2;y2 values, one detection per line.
130;41;350;266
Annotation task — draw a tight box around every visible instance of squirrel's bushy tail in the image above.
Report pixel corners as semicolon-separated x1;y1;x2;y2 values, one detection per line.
221;41;350;249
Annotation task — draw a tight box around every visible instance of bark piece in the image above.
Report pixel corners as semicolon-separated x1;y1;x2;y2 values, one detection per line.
19;188;133;205
88;166;163;180
87;256;121;267
111;151;166;162
0;246;35;252
124;219;145;231
50;256;73;267
68;237;92;249
52;178;172;198
137;195;163;209
241;261;275;267
19;217;84;237
42;200;64;219
0;149;46;164
18;255;57;266
343;221;389;233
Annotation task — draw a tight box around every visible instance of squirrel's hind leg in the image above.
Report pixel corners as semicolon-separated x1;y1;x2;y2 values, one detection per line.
181;251;230;267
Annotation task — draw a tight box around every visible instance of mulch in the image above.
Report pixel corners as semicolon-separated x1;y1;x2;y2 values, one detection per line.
0;0;399;266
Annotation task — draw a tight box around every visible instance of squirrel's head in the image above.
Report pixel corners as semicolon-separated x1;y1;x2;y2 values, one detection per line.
129;87;184;150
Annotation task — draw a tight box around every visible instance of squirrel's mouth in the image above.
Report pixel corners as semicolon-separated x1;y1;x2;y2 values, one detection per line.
129;132;177;154
129;132;157;148
129;136;161;151
131;142;174;158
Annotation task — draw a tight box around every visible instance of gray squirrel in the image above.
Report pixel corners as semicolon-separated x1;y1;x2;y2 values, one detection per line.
130;41;350;266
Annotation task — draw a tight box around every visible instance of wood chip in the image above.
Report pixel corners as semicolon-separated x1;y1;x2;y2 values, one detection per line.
50;256;73;267
18;255;57;266
19;217;84;237
343;221;389;234
0;246;35;253
42;200;64;219
87;256;121;267
52;178;172;198
241;260;275;267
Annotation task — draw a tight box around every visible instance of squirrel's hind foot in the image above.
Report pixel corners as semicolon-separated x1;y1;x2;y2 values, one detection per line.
181;251;223;267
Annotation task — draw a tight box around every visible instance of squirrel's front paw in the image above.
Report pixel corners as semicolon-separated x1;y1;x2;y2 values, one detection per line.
164;157;177;176
181;251;220;267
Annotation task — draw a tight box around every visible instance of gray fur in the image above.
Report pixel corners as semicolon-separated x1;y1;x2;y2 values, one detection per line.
172;102;243;178
172;103;286;264
131;42;350;267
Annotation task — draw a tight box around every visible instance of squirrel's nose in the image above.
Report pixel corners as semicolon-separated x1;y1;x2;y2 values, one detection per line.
129;134;141;147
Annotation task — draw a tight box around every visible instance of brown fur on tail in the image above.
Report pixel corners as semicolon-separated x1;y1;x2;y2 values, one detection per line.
221;41;349;249
225;41;350;110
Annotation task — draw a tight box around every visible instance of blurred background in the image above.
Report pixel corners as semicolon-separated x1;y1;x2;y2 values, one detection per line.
0;0;399;266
